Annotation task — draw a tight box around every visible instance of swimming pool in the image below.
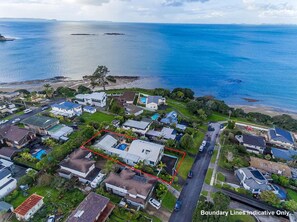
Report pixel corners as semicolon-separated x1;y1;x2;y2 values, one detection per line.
33;150;47;160
117;144;128;151
140;97;147;104
151;113;160;120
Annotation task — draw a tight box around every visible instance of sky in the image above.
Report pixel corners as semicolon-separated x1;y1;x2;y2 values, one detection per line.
1;0;297;24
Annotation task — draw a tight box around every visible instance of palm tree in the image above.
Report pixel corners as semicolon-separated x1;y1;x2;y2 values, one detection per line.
43;83;54;98
157;161;167;172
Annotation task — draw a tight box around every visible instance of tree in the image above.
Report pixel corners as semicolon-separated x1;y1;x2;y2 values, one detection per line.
227;120;235;129
155;183;168;200
84;65;109;90
213;192;230;222
283;200;297;212
77;85;92;94
43;84;54;98
225;151;234;162
260;191;280;206
27;169;38;182
157;161;166;171
197;109;207;121
180;133;194;150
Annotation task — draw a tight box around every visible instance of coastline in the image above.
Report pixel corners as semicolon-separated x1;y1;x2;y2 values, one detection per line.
1;75;297;120
230;104;297;120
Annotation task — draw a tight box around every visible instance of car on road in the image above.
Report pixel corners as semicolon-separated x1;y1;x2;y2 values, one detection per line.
188;170;193;178
149;198;161;209
208;150;213;155
0;119;9;125
41;105;49;111
12;118;21;124
174;200;182;211
47;215;55;222
202;140;206;146
24;109;32;114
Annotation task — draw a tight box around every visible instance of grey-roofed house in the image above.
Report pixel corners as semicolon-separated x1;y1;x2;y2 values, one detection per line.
235;167;276;195
268;127;295;148
146;96;166;110
160;111;178;125
236;134;266;153
58;149;102;187
104;169;155;208
0;125;36;149
22;115;59;135
0;201;13;212
122;119;152;134
146;127;176;140
0;147;18;160
66;192;114;222
0;168;17;198
124;104;143;116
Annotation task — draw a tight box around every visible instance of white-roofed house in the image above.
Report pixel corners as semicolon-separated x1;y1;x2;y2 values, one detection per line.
122;120;152;135
51;101;82;118
75;92;107;108
94;134;164;167
146;96;166;111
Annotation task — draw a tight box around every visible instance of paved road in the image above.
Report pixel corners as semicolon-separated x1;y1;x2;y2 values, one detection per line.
169;122;222;222
1;98;64;126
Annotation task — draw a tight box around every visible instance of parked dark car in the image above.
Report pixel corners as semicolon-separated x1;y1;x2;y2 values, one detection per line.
174;200;182;211
188;170;193;178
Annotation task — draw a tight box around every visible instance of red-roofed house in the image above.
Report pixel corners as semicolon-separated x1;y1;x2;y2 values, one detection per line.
14;194;44;221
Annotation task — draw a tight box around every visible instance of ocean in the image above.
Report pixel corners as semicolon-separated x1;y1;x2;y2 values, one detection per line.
1;21;297;110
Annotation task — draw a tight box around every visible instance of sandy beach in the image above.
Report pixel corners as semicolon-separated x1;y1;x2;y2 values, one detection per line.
231;105;297;119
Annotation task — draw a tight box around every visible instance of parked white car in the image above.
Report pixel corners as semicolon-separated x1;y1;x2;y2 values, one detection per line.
24;109;32;114
0;119;9;125
12;118;21;124
149;198;161;210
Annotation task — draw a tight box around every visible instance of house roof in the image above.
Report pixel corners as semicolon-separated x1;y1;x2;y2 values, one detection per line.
146;127;176;140
95;134;118;151
250;157;292;178
60;149;95;173
269;128;294;144
52;101;81;110
76;92;106;100
120;91;136;102
48;124;73;139
14;194;43;216
161;111;178;125
123;120;151;130
235;167;269;191
66;192;112;222
124;104;143;115
271;148;297;161
0;147;18;159
0;201;13;212
128;140;164;164
147;96;163;104
0;168;11;180
0;125;34;144
104;169;155;197
242;134;266;147
83;106;96;111
22;115;58;128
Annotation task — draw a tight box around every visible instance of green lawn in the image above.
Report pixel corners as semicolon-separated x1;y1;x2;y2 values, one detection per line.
82;111;115;123
228;210;256;222
217;172;226;182
162;191;177;212
3;110;24;120
287;189;297;201
201;190;208;197
210;149;218;164
167;99;197;120
178;155;195;179
189;131;204;155
207;112;228;122
204;168;213;185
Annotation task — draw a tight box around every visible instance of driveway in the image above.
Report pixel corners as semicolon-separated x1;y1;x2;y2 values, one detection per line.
169;123;222;222
146;204;171;222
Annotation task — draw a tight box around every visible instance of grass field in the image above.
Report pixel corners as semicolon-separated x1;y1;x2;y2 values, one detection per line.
210;149;218;164
287;189;297;201
162;191;177;212
178;155;195;180
204;168;213;185
167;99;197;120
82;111;115;123
217;172;226;182
201;190;208;197
189;131;204;155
